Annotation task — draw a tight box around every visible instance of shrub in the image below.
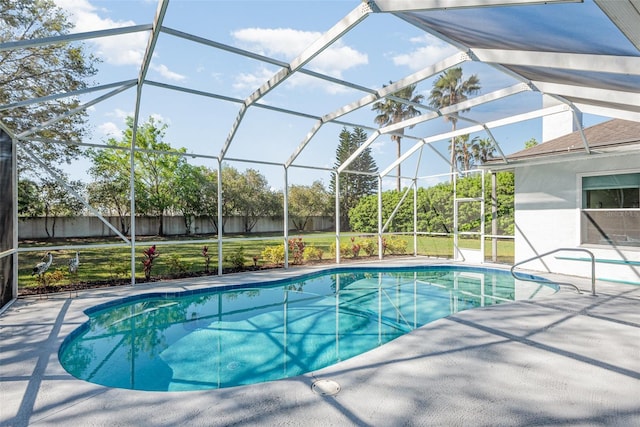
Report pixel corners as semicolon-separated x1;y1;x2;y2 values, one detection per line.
384;236;408;255
288;237;305;265
47;269;66;286
142;245;159;280
261;245;285;265
202;246;211;273
329;242;352;258
225;246;246;269
167;254;190;275
350;237;361;257
303;245;323;261
360;237;377;256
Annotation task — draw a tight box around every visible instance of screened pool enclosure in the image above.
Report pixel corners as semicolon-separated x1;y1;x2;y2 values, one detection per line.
1;0;639;306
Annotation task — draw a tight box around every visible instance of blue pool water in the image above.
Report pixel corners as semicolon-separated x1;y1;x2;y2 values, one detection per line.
59;266;556;391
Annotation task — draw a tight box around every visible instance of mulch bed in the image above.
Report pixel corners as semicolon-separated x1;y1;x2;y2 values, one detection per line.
18;266;269;297
18;255;412;297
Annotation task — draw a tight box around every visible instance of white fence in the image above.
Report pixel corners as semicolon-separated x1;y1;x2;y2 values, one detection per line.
18;215;335;239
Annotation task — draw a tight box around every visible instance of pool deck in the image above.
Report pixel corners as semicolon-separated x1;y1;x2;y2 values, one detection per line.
1;258;639;426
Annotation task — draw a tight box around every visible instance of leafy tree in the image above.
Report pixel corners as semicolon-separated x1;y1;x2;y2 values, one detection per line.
428;67;481;174
372;82;424;191
493;171;515;235
87;116;186;236
173;163;209;234
288;181;331;231
524;137;538;149
197;167;221;233
87;143;132;234
197;165;244;234
349;172;514;236
0;0;99;175
329;127;378;231
225;167;281;233
421;183;453;234
18;179;44;217
40;177;85;238
129;117;186;235
349;190;414;233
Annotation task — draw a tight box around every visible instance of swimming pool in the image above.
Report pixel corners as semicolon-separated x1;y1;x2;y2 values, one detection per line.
59;266;557;391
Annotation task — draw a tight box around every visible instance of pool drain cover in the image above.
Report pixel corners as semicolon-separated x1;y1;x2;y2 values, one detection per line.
312;379;341;396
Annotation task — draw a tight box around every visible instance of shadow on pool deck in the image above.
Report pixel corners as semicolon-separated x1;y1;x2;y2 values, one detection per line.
1;260;639;427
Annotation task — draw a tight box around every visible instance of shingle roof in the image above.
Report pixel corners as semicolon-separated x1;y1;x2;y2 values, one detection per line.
501;119;640;162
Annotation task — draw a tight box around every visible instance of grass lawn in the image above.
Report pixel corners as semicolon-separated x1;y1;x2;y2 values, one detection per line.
18;233;514;293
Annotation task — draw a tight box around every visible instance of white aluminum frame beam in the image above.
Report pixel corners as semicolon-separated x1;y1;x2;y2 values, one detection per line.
129;0;169;284
16;82;136;139
287;50;469;168
595;0;640;51
0;80;137;112
161;27;378;95
381;104;570;176
145;80;320;121
571;103;640;122
471;49;640;75
0;25;152;52
19;146;130;243
370;0;580;12
572;109;591;154
220;2;372;159
532;81;640;108
440;83;531;116
337;77;526;174
327;53;469;173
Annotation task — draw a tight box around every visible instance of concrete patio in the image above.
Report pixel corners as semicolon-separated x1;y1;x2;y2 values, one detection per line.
1;260;639;426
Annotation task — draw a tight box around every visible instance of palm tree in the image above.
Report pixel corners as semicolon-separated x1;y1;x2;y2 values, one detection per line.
372;82;424;191
428;67;481;174
471;137;497;165
452;134;473;171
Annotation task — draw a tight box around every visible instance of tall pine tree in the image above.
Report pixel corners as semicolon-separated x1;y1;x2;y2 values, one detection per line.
330;127;378;231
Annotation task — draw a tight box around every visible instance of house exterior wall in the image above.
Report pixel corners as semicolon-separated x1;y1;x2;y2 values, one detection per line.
542;95;582;142
514;153;640;285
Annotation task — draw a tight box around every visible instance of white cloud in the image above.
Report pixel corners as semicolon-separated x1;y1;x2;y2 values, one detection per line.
392;35;457;71
232;65;276;92
231;27;367;94
370;139;390;156
149;113;171;125
311;44;368;77
151;64;186;82
232;28;319;58
98;121;120;136
107;108;132;120
98;111;171;137
55;0;148;66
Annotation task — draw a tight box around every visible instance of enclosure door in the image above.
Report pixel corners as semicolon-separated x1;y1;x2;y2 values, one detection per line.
454;171;485;263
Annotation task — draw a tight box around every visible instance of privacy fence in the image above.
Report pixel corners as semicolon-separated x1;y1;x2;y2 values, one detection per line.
18;215;335;239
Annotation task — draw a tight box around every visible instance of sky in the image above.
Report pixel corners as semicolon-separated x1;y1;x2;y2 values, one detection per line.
51;0;612;191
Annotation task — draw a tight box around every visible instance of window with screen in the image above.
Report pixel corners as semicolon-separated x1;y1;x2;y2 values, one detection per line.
581;172;640;246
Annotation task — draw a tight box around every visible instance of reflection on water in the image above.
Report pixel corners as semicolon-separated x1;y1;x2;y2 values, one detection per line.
59;267;556;391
